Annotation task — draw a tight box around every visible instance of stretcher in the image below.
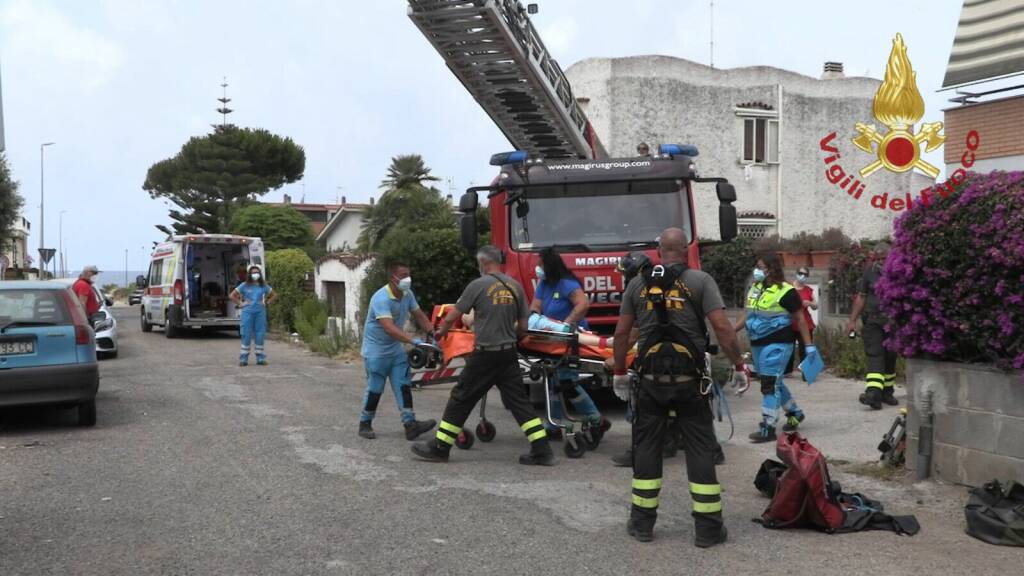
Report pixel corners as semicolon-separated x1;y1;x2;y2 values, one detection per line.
407;305;636;457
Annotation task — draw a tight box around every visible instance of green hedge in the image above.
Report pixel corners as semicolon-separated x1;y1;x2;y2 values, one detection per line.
266;248;314;330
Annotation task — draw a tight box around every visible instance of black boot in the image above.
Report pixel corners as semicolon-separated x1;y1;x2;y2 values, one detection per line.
612;450;632;467
627;517;654;542
695;524;728;548
881;387;899;406
411;439;450;463
748;423;777;444
782;411;805;432
358;421;376;440
519;439;555;466
404;419;436;440
860;388;883;410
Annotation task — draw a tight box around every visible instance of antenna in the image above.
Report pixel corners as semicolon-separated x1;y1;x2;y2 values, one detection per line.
710;1;715;69
216;77;233;126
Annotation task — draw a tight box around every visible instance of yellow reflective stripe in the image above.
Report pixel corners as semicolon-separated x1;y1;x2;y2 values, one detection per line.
520;418;543;432
632;478;663;490
439;420;462;434
865;381;884;390
693;501;722;513
632;495;659;509
689;483;721;496
435;431;455;445
747;282;795;313
527;429;547;442
688;479;720;494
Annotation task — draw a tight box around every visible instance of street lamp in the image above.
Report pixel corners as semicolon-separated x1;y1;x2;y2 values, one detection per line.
39;142;55;277
58;209;67;277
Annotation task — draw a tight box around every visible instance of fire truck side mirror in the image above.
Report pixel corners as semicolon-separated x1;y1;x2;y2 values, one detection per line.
460;212;478;252
458;192;478;213
715;182;737;203
719;204;738;242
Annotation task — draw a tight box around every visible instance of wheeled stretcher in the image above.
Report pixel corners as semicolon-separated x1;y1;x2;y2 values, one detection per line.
407;305;636;457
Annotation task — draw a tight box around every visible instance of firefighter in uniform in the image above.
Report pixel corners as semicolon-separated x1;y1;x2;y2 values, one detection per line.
612;228;746;546
411;245;556;466
847;242;899;410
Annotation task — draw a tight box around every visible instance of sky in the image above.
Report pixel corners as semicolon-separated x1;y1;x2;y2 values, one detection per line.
0;0;968;272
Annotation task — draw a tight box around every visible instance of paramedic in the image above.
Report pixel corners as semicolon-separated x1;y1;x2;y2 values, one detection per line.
846;242;899;410
229;265;277;366
734;254;817;443
531;247;607;439
412;245;555;466
358;262;437;441
612;228;746;546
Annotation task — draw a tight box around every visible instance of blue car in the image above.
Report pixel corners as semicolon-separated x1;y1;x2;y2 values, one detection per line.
0;281;99;426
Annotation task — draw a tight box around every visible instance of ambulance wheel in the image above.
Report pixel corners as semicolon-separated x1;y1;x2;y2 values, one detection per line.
564;436;587;459
455;429;475;450
140;310;152;333
476;420;496;442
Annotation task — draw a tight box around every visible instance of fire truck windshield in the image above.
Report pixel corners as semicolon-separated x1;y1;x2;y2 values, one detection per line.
508;180;692;250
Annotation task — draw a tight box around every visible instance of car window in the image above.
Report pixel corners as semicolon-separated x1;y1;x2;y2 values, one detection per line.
0;290;71;325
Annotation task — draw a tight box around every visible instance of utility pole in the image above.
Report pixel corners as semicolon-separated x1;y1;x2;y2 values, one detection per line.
58;209;67;277
39;142;55;277
709;0;715;69
124;248;128;287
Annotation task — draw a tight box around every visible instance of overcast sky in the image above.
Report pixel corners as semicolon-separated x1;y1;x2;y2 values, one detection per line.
1;0;966;272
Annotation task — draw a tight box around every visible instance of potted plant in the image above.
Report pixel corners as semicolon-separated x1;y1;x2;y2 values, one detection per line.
809;227;850;268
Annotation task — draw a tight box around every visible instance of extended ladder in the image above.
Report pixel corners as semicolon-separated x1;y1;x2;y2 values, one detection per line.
408;0;606;159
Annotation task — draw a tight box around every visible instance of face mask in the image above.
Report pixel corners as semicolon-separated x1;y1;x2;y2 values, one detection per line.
752;268;766;282
250;273;261;281
797;274;808;282
535;266;545;280
397;276;412;291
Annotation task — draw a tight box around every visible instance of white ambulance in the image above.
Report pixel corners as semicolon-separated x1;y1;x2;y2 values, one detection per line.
140;234;265;337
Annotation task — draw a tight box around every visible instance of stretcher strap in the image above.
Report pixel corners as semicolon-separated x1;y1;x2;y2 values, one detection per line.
710;381;734;443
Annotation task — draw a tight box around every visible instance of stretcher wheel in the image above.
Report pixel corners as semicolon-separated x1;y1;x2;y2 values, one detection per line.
582;427;604;450
455;429;475;450
564;435;587;459
476;420;496;442
408;347;428;369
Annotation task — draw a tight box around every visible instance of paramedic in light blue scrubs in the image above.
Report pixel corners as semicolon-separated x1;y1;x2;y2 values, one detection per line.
358;262;437;442
230;265;277;366
530;247;608;439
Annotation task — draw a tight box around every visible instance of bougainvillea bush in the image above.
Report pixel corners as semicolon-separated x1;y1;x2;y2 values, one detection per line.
877;170;1024;371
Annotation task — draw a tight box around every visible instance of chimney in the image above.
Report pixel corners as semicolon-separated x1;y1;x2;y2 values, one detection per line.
821;61;844;80
341;195;347;205
283;193;292;204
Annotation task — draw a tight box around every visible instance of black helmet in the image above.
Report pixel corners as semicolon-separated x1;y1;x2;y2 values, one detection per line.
617;251;652;282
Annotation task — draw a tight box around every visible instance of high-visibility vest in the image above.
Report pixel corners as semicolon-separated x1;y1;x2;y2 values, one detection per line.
745;282;795;341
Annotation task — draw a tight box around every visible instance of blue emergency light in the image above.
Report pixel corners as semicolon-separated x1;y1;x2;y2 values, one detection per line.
489;150;529;166
659;144;700;157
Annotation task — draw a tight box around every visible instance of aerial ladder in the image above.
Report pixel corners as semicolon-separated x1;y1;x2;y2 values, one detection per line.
408;0;607;159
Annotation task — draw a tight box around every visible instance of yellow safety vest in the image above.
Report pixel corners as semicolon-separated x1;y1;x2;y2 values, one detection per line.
746;282;795;316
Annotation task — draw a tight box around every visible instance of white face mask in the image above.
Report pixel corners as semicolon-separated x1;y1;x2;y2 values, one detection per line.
752;268;766;282
250;273;261;281
535;266;545;280
797;273;808;282
397;276;412;291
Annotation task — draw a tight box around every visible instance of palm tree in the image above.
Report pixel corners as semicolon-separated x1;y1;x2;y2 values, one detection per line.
379;155;440;190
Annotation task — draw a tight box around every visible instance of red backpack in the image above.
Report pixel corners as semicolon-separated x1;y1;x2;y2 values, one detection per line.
761;432;845;531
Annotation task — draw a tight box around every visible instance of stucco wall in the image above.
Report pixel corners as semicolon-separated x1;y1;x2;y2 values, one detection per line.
314;255;374;332
322;212;366;253
566;56;933;241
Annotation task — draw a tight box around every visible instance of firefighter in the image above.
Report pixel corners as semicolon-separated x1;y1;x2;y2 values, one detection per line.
411;245;555;466
734;254;817;443
846;242;899;410
612;228;746;546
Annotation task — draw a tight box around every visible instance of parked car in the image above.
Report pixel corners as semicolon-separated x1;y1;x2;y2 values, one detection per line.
128;289;144;305
56;279;119;359
0;281;99;426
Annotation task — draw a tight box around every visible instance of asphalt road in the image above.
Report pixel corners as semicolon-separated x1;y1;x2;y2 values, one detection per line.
1;307;1019;576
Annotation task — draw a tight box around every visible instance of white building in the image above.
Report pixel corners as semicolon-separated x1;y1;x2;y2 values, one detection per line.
313;202;373;331
565;56;934;241
1;214;31;276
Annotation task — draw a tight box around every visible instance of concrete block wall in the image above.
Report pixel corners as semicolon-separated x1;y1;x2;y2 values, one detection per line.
905;358;1024;486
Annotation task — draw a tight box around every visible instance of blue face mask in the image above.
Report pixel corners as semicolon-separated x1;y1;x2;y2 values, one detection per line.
535;266;545;280
797;273;808;283
752;268;766;282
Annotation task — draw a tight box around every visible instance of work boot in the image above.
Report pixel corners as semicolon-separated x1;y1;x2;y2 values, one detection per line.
404;419;436;440
782;411;805;432
748;423;777;444
860;388;883;410
695;524;728;549
519;439;555;466
626;517;654;542
881;387;899;406
358;421;376;440
612;450;633;467
410;439;450;463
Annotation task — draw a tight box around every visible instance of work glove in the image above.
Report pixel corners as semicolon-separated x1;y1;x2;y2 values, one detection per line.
612;371;631;402
733;363;750;393
412;338;425;347
804;344;819;359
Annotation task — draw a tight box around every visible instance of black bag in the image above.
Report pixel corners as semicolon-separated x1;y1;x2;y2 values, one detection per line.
754;459;788;497
965;480;1024;547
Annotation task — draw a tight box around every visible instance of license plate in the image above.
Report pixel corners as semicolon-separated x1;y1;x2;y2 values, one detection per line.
0;340;34;355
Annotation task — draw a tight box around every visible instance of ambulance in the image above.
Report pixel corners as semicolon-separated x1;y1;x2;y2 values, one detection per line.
140;234;264;337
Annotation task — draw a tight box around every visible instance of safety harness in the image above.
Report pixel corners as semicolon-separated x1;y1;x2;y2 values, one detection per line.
637;264;710;387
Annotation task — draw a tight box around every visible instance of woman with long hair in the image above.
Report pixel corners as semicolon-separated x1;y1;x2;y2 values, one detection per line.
733;254;816;443
529;247;608;439
229;264;277;366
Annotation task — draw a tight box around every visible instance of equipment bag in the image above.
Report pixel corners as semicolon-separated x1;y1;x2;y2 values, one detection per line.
965;480;1024;547
754;459;788;498
773;432;845;530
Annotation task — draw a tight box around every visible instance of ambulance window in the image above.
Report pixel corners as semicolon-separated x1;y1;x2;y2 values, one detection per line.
149;260;164;286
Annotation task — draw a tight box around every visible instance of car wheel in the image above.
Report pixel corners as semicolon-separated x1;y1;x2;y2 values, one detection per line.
106;349;118;359
140;309;153;333
78;400;97;427
165;318;177;339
